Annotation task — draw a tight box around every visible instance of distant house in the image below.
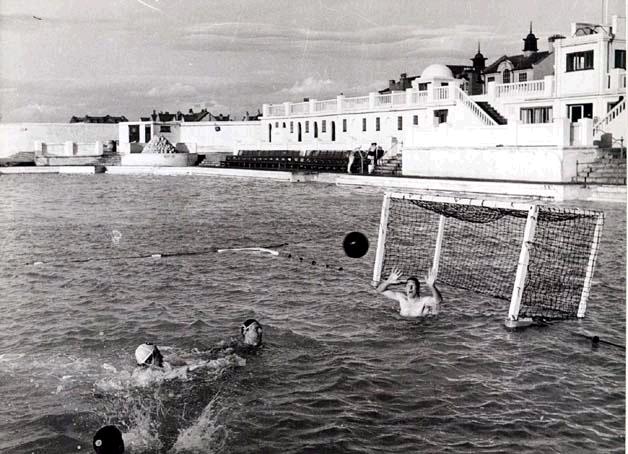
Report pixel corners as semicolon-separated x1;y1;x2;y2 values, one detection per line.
140;108;230;122
69;115;128;123
242;110;262;121
483;24;554;87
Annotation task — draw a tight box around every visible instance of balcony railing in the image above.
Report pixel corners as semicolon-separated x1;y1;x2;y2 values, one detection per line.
290;102;310;115
314;99;337;113
495;80;545;98
268;104;285;116
264;86;456;118
344;95;370;111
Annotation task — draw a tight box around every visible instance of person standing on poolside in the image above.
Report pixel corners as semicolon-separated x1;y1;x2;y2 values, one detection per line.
376;266;442;317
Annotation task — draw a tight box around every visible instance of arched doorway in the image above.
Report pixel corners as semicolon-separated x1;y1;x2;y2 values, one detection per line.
268;123;272;142
331;121;336;141
298;122;302;142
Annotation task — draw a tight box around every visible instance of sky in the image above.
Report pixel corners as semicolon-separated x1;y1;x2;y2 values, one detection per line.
0;0;625;122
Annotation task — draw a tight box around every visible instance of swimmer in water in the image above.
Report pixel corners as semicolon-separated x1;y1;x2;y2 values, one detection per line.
376;266;442;317
241;318;263;347
134;343;165;368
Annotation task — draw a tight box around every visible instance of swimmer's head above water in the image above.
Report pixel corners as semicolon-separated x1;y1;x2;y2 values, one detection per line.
241;319;263;347
405;277;420;298
134;343;164;367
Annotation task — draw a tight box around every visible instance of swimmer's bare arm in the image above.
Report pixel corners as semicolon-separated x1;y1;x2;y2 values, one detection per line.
376;266;404;301
425;268;442;305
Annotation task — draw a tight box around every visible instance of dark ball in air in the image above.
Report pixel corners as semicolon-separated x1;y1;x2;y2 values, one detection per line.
343;232;369;258
93;425;124;454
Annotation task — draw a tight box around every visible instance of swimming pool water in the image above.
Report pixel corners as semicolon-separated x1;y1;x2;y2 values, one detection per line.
0;175;624;453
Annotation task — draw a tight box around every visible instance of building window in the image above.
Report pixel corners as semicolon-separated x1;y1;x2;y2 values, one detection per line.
282;122;286;128
615;49;626;69
275;122;279;128
520;106;553;124
290;121;293;133
375;117;380;131
418;83;428;91
503;69;511;84
314;122;318;138
434;109;448;124
160;125;171;133
518;72;527;82
566;50;594;71
305;121;309;133
487;76;495;83
413;115;418;125
567;103;593;122
342;119;347;132
362;118;367;132
397;116;403;130
322;120;326;133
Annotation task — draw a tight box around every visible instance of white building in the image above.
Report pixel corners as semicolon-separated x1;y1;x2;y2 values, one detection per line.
260;16;626;182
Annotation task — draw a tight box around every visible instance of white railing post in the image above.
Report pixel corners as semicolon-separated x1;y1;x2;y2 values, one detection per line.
544;75;554;97
309;98;317;114
578;213;604;317
262;104;270;117
507;204;539;323
372;193;392;286
405;88;414;105
337;94;344;114
368;92;377;110
283;102;291;116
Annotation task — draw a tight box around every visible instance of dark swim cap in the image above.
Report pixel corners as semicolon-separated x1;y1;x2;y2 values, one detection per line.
93;425;124;454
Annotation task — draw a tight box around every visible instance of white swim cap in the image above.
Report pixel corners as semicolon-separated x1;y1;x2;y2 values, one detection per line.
135;343;156;365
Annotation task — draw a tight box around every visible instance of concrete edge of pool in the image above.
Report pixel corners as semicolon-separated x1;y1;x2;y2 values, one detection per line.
0;165;625;203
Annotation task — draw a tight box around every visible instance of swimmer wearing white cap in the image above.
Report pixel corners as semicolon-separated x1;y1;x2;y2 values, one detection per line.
241;319;263;347
134;343;164;367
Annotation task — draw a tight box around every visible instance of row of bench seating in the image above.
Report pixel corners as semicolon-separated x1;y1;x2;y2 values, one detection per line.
222;149;367;173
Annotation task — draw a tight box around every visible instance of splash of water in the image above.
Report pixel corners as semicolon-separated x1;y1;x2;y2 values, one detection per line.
170;394;227;453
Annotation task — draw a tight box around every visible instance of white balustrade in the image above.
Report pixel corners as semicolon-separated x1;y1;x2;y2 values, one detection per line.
496;80;545;98
410;91;428;106
290;102;310;115
375;94;392;106
343;95;370;111
392;92;407;106
453;86;496;126
432;86;450;102
268;104;285;116
314;99;337;113
593;99;625;135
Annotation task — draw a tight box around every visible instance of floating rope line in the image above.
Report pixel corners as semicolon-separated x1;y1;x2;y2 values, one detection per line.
572;332;625;349
25;237;368;278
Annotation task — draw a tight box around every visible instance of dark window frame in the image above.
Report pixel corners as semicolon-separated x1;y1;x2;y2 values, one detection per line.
566;50;594;72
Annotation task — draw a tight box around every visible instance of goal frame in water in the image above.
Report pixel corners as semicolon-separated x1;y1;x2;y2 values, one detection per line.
372;192;604;326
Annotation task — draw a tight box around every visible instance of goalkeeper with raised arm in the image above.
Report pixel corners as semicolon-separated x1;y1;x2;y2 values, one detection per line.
376;266;442;317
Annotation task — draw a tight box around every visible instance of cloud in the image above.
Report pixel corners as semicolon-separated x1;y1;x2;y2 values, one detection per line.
279;77;336;95
5;103;68;122
145;82;199;98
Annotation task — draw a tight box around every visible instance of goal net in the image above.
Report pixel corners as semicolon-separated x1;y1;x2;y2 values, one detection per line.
373;193;604;322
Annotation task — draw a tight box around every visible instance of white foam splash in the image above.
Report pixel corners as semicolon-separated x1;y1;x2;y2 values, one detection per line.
170;394;226;453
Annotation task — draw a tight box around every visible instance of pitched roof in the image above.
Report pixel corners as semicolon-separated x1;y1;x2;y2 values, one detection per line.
69;115;128;123
484;51;551;74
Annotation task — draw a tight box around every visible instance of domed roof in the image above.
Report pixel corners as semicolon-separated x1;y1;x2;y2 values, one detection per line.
420;64;454;80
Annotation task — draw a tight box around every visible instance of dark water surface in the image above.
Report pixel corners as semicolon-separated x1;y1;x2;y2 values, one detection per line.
0;175;624;453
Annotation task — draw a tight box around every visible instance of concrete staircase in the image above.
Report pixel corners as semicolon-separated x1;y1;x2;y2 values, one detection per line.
373;153;402;176
572;148;626;185
476;101;508;125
